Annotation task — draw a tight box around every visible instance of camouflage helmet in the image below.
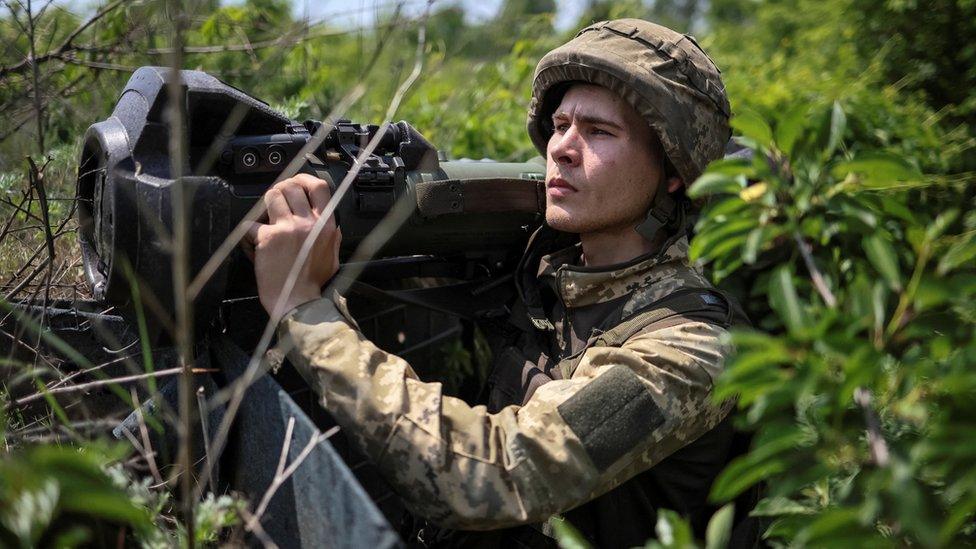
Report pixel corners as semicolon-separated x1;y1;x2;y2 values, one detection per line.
527;19;732;186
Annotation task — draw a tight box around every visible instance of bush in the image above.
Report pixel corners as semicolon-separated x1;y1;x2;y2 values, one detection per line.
689;100;975;545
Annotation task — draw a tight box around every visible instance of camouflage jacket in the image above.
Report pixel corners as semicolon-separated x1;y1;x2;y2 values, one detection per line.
276;227;736;534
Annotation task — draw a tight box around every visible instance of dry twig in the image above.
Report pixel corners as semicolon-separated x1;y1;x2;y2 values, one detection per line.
244;416;340;535
14;366;216;405
0;0;128;78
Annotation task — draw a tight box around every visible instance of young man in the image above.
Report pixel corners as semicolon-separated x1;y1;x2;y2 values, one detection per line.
245;18;744;547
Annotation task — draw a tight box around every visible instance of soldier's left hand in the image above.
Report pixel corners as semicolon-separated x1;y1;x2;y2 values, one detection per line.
243;174;341;318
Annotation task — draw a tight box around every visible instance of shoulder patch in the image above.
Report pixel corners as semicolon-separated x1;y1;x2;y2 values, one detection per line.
557;366;664;470
700;293;722;306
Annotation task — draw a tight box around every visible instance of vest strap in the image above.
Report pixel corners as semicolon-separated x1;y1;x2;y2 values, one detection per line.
557;287;740;378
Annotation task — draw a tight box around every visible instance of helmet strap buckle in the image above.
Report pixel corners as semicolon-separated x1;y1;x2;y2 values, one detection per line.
635;186;678;242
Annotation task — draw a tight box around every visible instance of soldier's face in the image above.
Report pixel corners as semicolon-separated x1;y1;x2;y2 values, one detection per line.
545;84;663;236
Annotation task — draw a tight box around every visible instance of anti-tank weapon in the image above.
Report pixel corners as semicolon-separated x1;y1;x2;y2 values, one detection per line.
76;66;545;341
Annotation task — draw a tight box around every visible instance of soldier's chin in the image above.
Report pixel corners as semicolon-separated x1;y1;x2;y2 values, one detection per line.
545;209;586;234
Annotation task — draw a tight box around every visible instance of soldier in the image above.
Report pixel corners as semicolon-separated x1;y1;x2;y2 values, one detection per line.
245;18;750;548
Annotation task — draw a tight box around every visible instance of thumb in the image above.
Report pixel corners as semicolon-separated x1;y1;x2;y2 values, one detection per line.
242;221;265;262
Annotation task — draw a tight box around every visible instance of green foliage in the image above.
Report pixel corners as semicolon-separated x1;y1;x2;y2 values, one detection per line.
850;0;976;137
688;10;975;545
0;443;245;548
636;505;735;549
691;97;976;545
0;444;152;547
552;516;593;549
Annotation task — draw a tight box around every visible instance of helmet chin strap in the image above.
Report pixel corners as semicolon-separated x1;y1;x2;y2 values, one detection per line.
634;181;685;244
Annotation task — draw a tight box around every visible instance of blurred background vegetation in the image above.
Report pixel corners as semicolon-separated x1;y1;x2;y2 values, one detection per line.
1;0;975;546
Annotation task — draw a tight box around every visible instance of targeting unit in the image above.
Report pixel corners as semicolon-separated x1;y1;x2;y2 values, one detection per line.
77;67;546;340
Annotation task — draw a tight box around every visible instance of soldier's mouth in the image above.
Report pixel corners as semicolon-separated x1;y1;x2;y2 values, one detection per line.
547;178;578;198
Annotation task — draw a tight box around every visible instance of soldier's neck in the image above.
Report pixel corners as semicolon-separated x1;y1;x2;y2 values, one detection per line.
580;225;664;267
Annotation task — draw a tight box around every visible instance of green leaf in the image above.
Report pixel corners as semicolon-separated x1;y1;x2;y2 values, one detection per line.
938;234;976;275
51;526;92;548
872;281;888;336
824;101;846;158
912;275;951;312
774;103;808;157
862;233;903;291
654;509;696;548
710;451;788;502
688;172;745;199
550;517;592;549
702;196;749;219
925;209;958;241
835;197;878;229
878;195;918;225
689;217;756;261
705;504;734;549
705;156;755;177
751;496;817;517
831;152;923;188
712;256;745;283
768;265;808;333
732;109;774;148
705;158;755;179
799;508;873;546
742;227;765;265
1;479;60;545
941;492;976;542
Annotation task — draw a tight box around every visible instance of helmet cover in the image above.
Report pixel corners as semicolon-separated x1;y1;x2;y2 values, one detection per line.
527;19;732;185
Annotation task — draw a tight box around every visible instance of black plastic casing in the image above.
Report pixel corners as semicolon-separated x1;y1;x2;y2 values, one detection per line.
77;67;544;339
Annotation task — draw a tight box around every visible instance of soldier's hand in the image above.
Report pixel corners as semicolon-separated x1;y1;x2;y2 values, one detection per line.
243;174;341;318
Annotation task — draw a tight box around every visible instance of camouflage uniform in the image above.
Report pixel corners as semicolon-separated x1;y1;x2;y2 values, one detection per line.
276;18;742;547
277;228;743;541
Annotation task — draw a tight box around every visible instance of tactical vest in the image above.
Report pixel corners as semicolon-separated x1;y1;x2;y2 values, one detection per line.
487;286;746;409
475;286;757;549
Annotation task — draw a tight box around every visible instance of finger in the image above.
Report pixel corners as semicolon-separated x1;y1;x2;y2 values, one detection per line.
278;182;313;218
243;221;264;245
293;174;333;216
264;187;291;223
242;241;255;263
242;221;264;262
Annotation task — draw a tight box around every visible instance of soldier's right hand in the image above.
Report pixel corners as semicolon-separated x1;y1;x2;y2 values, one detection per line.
243;174;341;319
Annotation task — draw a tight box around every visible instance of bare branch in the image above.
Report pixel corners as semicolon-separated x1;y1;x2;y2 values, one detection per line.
3;256;51;302
27;0;46;153
162;0;196;542
238;507;278;549
0;190;31;245
0;0;128;78
143;22;396;55
853;388;890;467
245;416;340;534
132;388;165;486
10;417;118;438
14;366;217;405
0;72;89;143
56;54;135;72
793;232;837;308
196;386;216;495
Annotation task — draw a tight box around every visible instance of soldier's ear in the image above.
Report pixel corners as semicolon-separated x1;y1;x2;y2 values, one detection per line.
666;176;683;194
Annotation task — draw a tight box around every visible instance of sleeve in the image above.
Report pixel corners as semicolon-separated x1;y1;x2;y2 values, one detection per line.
276;294;734;531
